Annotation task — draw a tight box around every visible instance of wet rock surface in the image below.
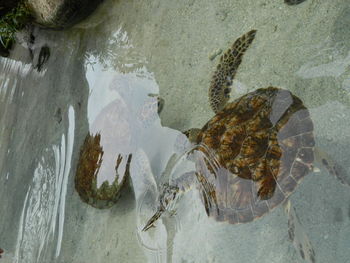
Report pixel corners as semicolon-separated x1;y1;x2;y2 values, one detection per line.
27;0;104;28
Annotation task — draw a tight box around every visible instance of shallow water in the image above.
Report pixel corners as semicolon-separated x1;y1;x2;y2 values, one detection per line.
1;0;350;262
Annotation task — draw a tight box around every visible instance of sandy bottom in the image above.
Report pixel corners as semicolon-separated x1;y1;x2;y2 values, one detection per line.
0;0;350;262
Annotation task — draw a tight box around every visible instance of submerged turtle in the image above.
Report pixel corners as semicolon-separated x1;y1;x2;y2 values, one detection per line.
143;30;349;263
75;131;132;209
75;80;164;209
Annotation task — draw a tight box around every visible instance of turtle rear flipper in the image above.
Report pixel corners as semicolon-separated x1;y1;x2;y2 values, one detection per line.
314;147;350;187
209;30;257;113
283;200;316;263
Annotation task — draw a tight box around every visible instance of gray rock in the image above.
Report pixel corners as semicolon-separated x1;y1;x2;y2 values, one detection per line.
27;0;104;28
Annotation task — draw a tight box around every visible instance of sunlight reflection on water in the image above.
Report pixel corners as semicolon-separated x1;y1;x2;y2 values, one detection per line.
13;107;74;262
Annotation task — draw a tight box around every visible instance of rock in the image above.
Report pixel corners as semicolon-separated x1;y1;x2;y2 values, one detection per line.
208;48;222;61
26;0;104;29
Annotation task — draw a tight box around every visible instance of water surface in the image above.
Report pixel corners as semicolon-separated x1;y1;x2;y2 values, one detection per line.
1;0;350;262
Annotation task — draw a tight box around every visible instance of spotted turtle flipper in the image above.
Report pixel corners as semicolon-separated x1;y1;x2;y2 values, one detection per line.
284;0;307;5
209;30;257;113
314;147;350;187
283;200;316;263
142;171;198;231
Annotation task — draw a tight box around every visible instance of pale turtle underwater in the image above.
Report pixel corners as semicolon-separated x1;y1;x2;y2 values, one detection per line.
75;85;164;209
143;30;350;263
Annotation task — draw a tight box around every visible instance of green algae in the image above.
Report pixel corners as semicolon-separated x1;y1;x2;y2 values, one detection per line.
0;1;32;54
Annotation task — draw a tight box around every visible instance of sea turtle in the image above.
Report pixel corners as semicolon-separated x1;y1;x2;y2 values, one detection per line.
142;30;349;263
75;78;164;209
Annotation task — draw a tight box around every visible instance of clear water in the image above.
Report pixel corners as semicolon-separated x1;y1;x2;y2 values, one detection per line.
1;0;350;262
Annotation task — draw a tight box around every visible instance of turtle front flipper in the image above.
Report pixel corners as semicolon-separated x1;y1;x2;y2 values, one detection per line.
209;29;257;113
314;147;350;187
142;172;197;231
283;200;316;263
142;183;180;231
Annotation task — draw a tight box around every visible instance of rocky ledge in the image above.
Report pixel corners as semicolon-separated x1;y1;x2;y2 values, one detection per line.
0;0;104;29
27;0;104;29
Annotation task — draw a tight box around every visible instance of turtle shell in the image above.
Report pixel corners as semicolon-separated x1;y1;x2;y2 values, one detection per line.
195;87;315;224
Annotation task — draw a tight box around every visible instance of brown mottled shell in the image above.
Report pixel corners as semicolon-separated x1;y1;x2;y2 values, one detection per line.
196;87;315;224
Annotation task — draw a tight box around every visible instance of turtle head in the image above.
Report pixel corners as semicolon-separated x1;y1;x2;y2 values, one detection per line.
142;183;180;231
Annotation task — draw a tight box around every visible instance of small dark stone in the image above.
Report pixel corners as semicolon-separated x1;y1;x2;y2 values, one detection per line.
309;248;316;263
288;228;295;241
285;0;307;5
35;45;50;72
299;247;305;259
322;158;329;166
29;33;35;44
54;108;62;124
